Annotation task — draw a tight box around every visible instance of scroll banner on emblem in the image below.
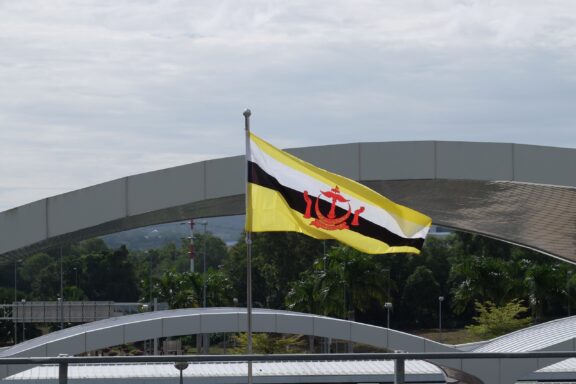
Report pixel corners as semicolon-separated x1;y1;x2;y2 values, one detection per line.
245;132;432;254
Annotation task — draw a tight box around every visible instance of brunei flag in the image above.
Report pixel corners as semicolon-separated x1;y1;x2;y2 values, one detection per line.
245;132;431;254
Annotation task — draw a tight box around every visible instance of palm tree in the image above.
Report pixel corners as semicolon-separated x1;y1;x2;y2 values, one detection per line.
316;246;388;321
285;270;323;351
401;266;440;328
285;270;322;314
526;264;565;322
204;269;234;307
151;271;201;309
449;254;525;315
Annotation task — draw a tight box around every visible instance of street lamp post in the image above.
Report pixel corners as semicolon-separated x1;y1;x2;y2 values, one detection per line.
568;270;573;316
73;267;78;289
200;220;208;353
384;302;393;329
180;220;195;273
13;259;21;345
60;247;64;330
232;298;238;349
14;260;18;345
438;296;445;343
146;251;153;306
384;302;393;350
174;362;189;384
21;299;26;341
57;297;62;331
384;269;391;301
144;251;156;355
200;221;208;308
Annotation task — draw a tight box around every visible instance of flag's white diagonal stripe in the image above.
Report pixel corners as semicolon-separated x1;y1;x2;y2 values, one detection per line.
250;137;428;240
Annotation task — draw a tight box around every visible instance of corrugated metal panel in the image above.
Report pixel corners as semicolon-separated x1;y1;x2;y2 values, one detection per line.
538;358;576;373
5;360;443;381
475;316;576;353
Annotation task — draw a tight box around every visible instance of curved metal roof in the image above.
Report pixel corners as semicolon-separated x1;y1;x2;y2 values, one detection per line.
10;360;576;384
2;141;576;263
473;315;576;353
4;361;445;384
5;308;576;384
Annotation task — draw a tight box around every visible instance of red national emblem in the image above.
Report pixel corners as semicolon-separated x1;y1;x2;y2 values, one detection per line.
303;186;365;230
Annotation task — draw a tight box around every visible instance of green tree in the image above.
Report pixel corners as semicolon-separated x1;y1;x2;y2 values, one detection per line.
194;231;230;272
285;269;324;351
19;253;60;300
285;270;322;315
401;266;441;328
313;245;388;321
466;299;532;339
446;231;573;325
204;269;234;307
232;333;305;354
525;263;566;322
74;238;109;254
222;232;323;308
0;287;16;345
156;243;188;273
151;271;201;309
420;236;453;293
77;241;139;301
448;234;526;315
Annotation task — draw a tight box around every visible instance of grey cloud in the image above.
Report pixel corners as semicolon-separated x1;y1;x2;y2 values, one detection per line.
2;0;576;211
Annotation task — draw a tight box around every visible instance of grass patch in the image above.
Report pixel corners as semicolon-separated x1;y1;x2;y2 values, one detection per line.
412;329;485;345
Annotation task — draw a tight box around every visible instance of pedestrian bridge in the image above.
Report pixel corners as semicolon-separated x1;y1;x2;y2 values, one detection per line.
2;308;576;384
0;307;452;380
1;141;576;263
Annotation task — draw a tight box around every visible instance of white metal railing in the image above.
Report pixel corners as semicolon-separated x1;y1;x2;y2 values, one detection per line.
4;351;576;384
0;301;168;323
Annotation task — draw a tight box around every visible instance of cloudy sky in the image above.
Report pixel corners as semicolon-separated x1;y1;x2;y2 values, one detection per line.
1;0;575;212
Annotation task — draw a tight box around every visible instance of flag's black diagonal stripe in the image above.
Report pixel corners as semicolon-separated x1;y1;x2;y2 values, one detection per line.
248;161;424;250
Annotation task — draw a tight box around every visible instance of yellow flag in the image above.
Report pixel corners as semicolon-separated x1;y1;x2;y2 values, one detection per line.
245;133;431;254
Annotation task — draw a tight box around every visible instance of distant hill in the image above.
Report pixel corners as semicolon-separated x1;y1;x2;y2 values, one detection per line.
101;215;245;251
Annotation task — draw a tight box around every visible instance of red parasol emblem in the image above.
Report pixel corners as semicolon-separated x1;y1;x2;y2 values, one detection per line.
303;186;365;230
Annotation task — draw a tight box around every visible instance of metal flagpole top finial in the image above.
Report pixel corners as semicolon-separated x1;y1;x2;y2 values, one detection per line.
243;109;251;132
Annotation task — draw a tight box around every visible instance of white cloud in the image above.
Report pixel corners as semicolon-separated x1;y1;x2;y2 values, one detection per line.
1;0;576;211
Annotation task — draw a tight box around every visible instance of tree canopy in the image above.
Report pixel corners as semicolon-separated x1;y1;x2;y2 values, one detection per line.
1;227;574;347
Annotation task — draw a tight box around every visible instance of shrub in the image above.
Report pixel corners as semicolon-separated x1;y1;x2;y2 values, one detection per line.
466;299;532;339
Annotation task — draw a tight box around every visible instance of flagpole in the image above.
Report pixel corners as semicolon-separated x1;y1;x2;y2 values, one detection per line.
243;108;253;384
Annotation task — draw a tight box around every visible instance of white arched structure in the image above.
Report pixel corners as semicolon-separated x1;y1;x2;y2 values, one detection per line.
3;308;576;383
2;141;576;263
0;308;453;379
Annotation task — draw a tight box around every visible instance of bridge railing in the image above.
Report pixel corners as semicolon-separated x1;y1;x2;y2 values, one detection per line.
4;351;576;384
0;301;169;323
